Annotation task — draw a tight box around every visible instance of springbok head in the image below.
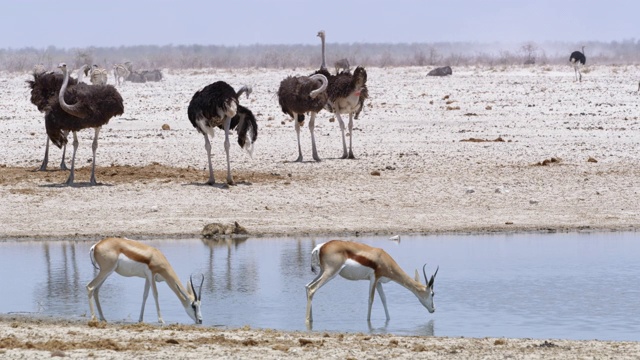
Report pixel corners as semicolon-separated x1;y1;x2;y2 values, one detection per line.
184;274;204;324
414;264;439;313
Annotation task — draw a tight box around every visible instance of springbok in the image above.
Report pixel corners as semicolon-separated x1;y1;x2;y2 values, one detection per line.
305;240;438;323
87;237;204;324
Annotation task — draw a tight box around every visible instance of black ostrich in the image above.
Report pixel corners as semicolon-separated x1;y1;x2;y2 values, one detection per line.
187;82;258;186
315;30;369;121
46;63;124;186
26;71;78;171
278;74;328;162
570;46;586;82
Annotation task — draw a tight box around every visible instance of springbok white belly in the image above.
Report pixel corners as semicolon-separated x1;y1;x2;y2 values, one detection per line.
339;259;375;280
114;254;151;278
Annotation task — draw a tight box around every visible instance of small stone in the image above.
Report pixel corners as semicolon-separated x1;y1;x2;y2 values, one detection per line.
371;170;381;176
465;188;475;194
529;200;539;205
161;124;171;130
587;157;598;163
150;206;159;212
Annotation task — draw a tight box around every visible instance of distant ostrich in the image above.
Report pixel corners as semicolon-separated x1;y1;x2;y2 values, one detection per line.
26;71;78;171
278;74;329;162
315;30;369;122
187;82;258;186
570;46;586;82
112;62;131;86
46;63;124;185
89;64;108;85
315;30;369;158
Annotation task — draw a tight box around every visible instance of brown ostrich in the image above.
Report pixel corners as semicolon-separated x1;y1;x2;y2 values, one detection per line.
26;70;79;171
45;63;124;186
277;73;328;162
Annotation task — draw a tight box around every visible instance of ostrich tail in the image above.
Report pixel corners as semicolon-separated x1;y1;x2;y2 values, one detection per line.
45;112;68;148
235;106;259;157
89;244;100;270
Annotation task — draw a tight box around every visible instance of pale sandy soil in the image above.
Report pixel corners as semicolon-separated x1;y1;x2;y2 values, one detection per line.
1;65;640;358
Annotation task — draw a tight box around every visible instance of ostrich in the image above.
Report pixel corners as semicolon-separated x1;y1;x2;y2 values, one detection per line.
278;74;328;162
89;64;108;85
46;63;124;186
26;71;78;171
112;62;131;86
327;67;368;159
315;30;369;158
187;82;258;186
570;46;586;82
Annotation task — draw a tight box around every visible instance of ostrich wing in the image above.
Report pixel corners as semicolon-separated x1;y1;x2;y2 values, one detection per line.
277;76;328;116
27;72;78;112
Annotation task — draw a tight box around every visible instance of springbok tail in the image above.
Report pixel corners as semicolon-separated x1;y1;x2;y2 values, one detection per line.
89;244;99;270
310;242;325;274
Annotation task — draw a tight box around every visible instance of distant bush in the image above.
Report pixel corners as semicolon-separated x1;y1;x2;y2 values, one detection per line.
2;40;640;72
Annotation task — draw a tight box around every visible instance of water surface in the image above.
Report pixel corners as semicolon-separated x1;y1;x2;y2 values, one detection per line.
0;232;638;340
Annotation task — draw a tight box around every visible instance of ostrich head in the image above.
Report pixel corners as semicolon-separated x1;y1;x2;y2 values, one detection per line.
353;66;367;89
57;62;68;74
317;30;325;40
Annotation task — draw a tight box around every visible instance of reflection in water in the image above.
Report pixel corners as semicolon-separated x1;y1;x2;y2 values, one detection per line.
1;233;639;340
37;242;84;314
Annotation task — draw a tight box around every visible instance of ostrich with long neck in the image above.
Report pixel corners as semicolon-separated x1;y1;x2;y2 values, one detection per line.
26;71;78;171
278;74;328;162
46;63;124;186
315;30;369;158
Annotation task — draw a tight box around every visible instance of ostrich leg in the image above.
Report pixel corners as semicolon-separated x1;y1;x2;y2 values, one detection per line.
223;117;235;185
89;127;101;185
203;133;215;185
335;113;349;159
65;131;79;185
309;113;321;162
347;112;355;159
39;136;51;171
294;115;303;162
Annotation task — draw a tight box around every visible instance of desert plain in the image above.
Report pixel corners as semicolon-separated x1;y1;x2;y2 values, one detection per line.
1;65;639;358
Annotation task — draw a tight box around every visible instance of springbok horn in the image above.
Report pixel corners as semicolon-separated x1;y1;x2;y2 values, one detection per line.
428;266;439;288
198;274;204;300
422;263;428;285
190;275;197;299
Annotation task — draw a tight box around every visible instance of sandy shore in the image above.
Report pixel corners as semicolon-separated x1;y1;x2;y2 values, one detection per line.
1;65;639;358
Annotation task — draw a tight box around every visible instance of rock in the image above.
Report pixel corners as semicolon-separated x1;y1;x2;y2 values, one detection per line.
161;124;171;130
588;157;598;163
427;66;453;76
201;221;248;237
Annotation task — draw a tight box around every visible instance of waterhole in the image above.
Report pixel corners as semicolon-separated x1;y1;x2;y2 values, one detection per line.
0;232;638;340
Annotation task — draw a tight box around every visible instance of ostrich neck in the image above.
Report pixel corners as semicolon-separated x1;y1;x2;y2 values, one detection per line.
59;68;86;118
320;36;327;71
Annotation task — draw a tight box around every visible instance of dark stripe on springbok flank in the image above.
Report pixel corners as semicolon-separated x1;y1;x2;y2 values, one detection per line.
120;247;151;265
349;253;378;270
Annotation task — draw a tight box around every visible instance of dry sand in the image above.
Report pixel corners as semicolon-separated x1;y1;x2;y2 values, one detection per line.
1;65;640;358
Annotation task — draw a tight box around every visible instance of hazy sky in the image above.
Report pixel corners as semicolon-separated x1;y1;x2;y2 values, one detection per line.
1;0;637;49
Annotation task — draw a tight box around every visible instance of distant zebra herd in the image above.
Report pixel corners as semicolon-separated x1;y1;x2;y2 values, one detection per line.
32;62;164;87
112;62;163;85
